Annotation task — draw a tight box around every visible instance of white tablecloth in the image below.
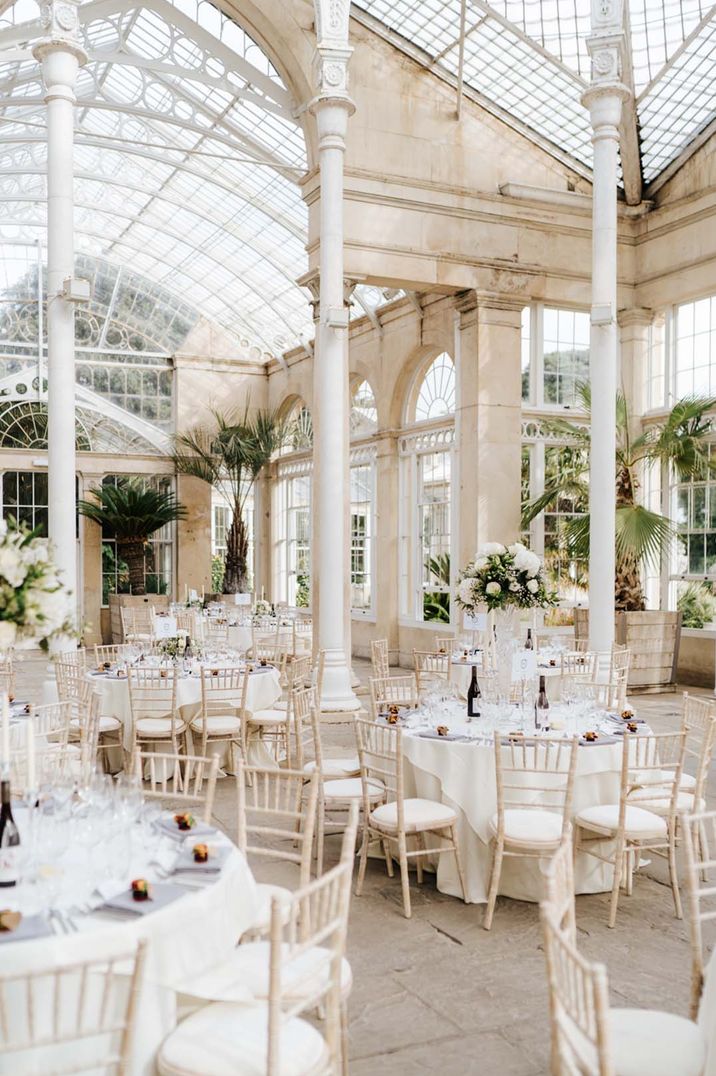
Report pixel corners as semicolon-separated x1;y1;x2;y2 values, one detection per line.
0;840;258;1075
88;666;282;752
402;726;620;903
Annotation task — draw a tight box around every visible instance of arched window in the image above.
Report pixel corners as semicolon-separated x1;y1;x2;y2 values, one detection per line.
278;399;313;455
350;379;378;437
413;352;455;423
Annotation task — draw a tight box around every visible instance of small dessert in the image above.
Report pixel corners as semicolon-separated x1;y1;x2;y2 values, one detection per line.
436;725;449;737
8;694;14;703
386;705;400;725
583;730;599;742
131;879;151;902
174;812;195;831
549;659;557;667
507;731;524;742
23;703;30;715
627;722;638;733
621;709;635;720
103;661;111;670
193;843;209;863
211;669;219;676
0;909;21;932
159;669;167;679
259;659;268;667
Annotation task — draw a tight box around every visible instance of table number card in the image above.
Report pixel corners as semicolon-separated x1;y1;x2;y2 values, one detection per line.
512;650;537;682
154;615;178;639
463;612;487;632
234;593;252;606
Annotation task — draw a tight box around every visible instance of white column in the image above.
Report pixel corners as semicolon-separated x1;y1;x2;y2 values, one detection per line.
33;3;86;633
583;2;629;652
309;65;359;711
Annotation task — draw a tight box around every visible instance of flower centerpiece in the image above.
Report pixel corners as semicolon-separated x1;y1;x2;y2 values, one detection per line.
158;635;185;662
456;543;556;700
0;520;74;652
254;599;272;617
456;542;556;614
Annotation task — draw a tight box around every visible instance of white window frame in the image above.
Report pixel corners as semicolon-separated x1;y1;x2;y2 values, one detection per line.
349;447;376;619
522;302;591;412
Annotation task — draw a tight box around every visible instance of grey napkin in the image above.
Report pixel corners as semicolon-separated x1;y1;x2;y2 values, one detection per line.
0;914;53;943
173;845;230;874
580;733;620;746
157;815;217;842
417;730;470;742
100;882;187;916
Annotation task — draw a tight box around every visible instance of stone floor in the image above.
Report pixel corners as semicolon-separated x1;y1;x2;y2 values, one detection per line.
17;653;716;1075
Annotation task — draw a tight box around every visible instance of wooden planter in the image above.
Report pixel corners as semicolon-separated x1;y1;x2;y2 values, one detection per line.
108;593;170;643
574;608;682;693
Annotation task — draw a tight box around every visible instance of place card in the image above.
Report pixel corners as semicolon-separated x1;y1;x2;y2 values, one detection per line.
512;650;537;682
463;612;487;631
154;616;178;639
234;593;252;606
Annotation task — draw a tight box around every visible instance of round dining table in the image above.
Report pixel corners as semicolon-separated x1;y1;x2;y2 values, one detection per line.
0;816;258;1075
400;706;629;903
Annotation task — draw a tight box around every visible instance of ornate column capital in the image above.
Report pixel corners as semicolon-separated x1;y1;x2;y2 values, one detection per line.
582;0;630;129
617;306;653;328
33;0;87;78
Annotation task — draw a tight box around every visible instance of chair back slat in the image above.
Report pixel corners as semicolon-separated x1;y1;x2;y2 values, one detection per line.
369;674;419;720
237;763;318;885
370;639;389;679
134;749;218;822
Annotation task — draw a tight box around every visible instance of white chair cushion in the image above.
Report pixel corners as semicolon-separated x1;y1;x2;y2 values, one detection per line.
680;772;697;790
249;708;289;725
576;803;667;839
273;699;289;712
71;716;120;734
188;941;352;1003
191;715;242;735
322;777;384;802
157;1002;329;1076
135;717;177;736
371;797;457;833
304;756;360;778
246;884;293;933
490;809;564;846
609;1008;706;1076
627;787;705;814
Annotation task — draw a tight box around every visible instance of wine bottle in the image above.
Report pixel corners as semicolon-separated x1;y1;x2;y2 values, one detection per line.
525;628;534;650
184;635;193;660
0;777;19;888
467;666;481;719
535;674;549;731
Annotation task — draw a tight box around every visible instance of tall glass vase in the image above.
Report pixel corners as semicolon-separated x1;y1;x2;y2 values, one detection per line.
493;606;520;702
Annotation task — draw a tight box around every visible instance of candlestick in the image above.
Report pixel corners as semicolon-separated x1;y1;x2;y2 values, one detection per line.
184;583;188;601
1;693;8;769
25;717;35;792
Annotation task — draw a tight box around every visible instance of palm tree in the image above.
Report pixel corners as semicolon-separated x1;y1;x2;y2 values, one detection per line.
78;480;185;596
174;406;289;594
522;385;716;610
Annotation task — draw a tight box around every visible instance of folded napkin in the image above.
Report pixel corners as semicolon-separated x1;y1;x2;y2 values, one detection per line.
416;730;471;741
0;913;52;943
579;733;620;746
100;882;187;917
157;815;217;842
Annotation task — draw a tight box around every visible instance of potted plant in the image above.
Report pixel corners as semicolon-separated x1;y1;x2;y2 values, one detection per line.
79;479;185;640
522;387;716;689
174;405;289;595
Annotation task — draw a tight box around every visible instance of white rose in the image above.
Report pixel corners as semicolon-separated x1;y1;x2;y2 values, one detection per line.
527;578;539;594
486;581;501;596
0;621;17;650
0;546;28;588
482;543;505;556
509;583;519;592
474;556;488;571
458;579;475;604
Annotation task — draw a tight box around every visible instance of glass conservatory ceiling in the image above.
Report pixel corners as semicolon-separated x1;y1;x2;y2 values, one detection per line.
0;1;712;363
353;0;716;189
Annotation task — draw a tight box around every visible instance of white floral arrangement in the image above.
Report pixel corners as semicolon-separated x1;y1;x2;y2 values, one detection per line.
254;599;272;617
456;542;557;613
0;521;74;651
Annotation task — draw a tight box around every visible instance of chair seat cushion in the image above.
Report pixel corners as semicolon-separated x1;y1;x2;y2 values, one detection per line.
490;809;564;846
609;1008;706;1076
322;777;384;802
249;708;289;726
576;803;667;839
273;699;289;712
680;772;697;790
627;787;705;814
188;941;352;1004
71;715;120;734
371;797;457;833
157;1002;329;1076
136;717;179;736
304;756;360;778
191;715;242;735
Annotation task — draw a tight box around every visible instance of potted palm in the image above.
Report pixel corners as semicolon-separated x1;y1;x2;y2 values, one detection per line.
79;479;185;639
174;405;289;594
522;386;716;689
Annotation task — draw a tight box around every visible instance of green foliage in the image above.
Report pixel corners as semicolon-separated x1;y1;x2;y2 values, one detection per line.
295;571;310;609
423;553;451;622
79;479;185;540
211;555;225;593
677;582;716;629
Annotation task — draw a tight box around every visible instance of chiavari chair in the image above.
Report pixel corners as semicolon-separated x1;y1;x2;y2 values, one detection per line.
235;762;319;939
369;674;419;721
484;733;578;930
271;653;312;716
127;665;185;759
192;666;248;774
120;606;153;644
412;649;450;695
133;749;219;823
93;643;133;668
370;638;389;679
540;902;706;1076
157;808;358;1076
575;731;686;927
291;685;360;780
0;935;147;1075
355;716;467;918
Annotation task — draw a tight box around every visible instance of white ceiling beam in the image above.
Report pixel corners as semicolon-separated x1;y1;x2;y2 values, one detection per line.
636;5;716;103
353;291;383;335
455;0;468;120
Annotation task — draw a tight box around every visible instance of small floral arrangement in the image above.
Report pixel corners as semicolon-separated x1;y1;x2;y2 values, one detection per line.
0;520;74;651
456;542;557;613
158;636;185;661
254;599;272;617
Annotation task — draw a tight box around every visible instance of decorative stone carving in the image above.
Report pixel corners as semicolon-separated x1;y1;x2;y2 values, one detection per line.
37;0;82;44
314;0;350;47
486;268;531;295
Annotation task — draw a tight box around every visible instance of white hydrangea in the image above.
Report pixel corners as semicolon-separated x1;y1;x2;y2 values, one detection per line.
509;582;519;592
458;579;475;604
513;546;541;578
474;556;488;571
526;578;539;594
481;543;505;556
486;581;501;596
0;545;28;588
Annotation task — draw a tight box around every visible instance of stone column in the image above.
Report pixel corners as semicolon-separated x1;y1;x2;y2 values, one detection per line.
374;430;400;655
618;307;653;429
583;0;630;651
455;290;524;556
309;48;359;711
33;1;86;635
